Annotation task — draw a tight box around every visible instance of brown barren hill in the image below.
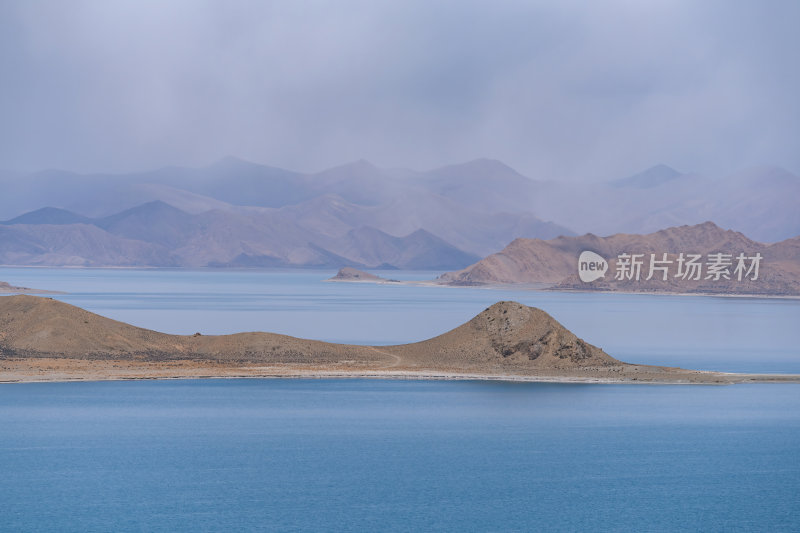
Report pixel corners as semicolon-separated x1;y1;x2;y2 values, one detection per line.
0;295;384;366
1;295;798;384
388;301;617;372
438;222;800;296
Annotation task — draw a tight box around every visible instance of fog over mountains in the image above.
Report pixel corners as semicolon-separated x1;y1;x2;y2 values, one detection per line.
0;157;797;268
529;164;800;243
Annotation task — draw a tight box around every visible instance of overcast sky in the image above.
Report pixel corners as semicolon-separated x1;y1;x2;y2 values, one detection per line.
1;0;798;180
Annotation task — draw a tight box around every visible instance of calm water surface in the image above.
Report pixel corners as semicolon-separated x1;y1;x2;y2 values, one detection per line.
0;268;799;531
1;380;799;532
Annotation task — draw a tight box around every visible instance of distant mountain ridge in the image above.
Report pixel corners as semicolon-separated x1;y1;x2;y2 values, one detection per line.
0;157;797;268
610;164;684;189
0;201;481;269
530;164;800;242
2;207;92;226
0;158;572;269
2;157;796;244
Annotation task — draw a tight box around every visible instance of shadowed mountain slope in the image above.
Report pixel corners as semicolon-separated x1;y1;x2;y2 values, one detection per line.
0;207;92;226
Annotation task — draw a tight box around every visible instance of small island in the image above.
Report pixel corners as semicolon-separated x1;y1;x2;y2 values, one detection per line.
326;267;398;283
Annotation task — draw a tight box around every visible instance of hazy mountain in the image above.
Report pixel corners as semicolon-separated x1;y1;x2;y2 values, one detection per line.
276;191;570;257
0;157;573;261
0;168;231;218
305;159;416;206
0;201;482;269
708;167;800;243
1;157;797;270
335;227;480;270
95;201;198;248
1;207;91;226
213;244;359;269
148;157;309;207
422;159;542;213
530;164;800;242
610;164;684;189
0;223;175;267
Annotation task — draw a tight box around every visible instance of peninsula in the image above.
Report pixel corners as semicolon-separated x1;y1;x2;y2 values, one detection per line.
1;295;796;384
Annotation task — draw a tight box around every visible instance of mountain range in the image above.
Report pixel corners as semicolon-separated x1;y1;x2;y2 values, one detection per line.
0;201;484;269
0;157;797;268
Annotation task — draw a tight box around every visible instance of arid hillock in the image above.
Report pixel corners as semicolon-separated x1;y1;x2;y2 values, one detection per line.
389;301;620;371
0;295;388;365
0;295;184;359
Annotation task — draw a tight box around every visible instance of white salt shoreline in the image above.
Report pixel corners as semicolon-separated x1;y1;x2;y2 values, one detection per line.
4;369;800;385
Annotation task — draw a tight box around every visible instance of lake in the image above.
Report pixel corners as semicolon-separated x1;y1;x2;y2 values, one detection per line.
0;267;799;531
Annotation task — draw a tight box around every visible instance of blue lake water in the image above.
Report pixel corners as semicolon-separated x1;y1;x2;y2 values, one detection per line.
1;380;799;532
1;268;799;531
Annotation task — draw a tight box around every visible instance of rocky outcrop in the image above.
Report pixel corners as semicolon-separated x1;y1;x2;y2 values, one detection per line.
327;267;387;282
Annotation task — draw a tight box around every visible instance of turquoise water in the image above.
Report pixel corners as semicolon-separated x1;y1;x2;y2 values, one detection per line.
1;268;799;531
1;380;799;532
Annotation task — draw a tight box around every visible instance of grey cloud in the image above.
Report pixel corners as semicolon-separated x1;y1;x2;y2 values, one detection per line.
0;0;797;180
